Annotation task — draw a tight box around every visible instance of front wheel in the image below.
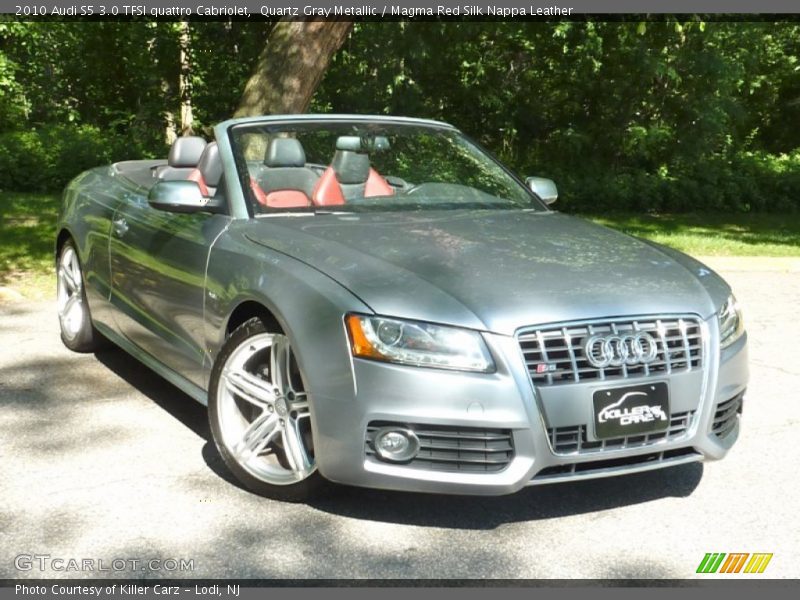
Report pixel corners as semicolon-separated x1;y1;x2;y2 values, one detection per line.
208;317;327;501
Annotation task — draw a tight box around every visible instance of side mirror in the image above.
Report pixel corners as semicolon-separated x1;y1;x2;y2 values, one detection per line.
147;180;224;214
526;176;558;205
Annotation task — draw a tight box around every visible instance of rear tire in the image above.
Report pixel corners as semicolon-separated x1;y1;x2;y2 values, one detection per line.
208;317;328;502
57;240;102;353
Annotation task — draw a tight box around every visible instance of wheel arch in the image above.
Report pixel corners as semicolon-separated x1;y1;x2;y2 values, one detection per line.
225;299;284;338
55;227;75;265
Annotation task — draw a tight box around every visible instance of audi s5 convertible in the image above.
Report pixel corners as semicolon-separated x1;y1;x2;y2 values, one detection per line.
56;115;748;501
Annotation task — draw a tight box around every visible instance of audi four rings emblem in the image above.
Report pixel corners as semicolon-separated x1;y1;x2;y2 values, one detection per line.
584;332;659;368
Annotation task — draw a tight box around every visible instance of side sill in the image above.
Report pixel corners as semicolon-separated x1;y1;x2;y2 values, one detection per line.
94;322;209;406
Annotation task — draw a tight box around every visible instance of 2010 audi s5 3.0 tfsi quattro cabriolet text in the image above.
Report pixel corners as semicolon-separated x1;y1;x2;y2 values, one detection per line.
56;116;748;501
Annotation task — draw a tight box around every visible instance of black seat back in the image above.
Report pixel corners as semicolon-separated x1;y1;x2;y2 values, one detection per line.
187;142;222;196
256;138;319;203
331;146;371;200
156;136;207;180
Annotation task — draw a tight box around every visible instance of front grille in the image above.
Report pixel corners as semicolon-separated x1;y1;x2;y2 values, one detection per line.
533;447;701;481
712;392;743;438
547;410;695;455
365;422;514;473
518;317;703;387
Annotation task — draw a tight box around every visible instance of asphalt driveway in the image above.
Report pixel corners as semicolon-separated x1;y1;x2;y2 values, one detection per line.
1;258;798;580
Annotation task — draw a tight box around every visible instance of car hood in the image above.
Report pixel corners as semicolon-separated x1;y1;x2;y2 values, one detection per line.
245;210;729;335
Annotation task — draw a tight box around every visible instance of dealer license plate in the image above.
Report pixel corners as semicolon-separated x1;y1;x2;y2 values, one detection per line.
593;382;670;440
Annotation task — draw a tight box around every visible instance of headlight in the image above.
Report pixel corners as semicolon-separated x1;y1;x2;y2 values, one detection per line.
345;314;495;373
718;294;745;349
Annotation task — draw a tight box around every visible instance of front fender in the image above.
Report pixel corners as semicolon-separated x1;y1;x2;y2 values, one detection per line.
204;222;372;477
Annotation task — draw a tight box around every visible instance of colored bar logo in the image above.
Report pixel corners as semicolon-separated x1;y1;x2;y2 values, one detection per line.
697;553;773;574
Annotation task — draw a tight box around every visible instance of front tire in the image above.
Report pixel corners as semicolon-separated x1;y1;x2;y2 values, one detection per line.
57;240;102;352
208;317;327;502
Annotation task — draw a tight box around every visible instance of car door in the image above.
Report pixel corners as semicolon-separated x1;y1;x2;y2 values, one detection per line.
108;191;229;389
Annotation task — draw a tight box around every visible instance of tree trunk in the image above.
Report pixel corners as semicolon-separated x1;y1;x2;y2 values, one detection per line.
164;100;177;145
178;21;194;135
234;19;353;117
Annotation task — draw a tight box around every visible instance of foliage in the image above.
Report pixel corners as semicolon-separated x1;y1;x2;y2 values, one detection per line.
545;149;800;213
314;21;800;213
0;125;146;192
1;19;799;212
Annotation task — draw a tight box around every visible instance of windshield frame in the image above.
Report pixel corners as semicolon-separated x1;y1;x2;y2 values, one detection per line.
225;116;549;218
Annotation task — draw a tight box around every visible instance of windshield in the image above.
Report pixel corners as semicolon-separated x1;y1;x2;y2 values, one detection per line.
228;120;544;214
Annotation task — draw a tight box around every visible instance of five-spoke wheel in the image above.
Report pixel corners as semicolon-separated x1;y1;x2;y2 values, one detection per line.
209;317;325;501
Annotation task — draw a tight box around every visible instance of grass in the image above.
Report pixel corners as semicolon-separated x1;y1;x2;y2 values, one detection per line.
0;192;59;300
1;191;799;301
585;212;800;257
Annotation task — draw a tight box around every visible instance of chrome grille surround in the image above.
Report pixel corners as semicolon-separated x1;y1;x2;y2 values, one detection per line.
547;410;695;455
365;422;514;473
517;316;704;387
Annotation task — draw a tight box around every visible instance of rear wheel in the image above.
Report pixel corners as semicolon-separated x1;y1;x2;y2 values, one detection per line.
57;241;101;352
208;317;327;501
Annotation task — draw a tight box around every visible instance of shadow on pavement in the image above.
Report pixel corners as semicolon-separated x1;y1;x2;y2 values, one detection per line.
94;349;209;440
94;348;248;490
93;348;263;493
93;346;704;529
307;462;703;528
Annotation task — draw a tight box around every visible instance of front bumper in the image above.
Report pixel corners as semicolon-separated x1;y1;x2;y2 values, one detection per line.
310;315;748;495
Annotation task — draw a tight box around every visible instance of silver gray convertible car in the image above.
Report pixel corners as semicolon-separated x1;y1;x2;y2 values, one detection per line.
56;115;748;501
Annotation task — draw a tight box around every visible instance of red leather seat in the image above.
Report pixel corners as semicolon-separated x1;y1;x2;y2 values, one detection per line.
253;139;318;209
312;136;394;206
311;168;346;206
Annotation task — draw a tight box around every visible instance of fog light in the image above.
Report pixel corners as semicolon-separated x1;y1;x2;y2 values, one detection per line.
373;427;419;462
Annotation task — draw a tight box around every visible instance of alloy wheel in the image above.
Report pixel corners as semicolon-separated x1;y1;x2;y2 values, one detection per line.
57;245;85;340
215;333;316;485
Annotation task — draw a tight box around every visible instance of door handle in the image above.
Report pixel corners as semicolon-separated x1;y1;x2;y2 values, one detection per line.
113;218;129;236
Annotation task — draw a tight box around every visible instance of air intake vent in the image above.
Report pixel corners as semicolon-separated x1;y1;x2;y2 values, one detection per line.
547;410;695;455
534;447;701;481
712;392;743;439
366;422;514;473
